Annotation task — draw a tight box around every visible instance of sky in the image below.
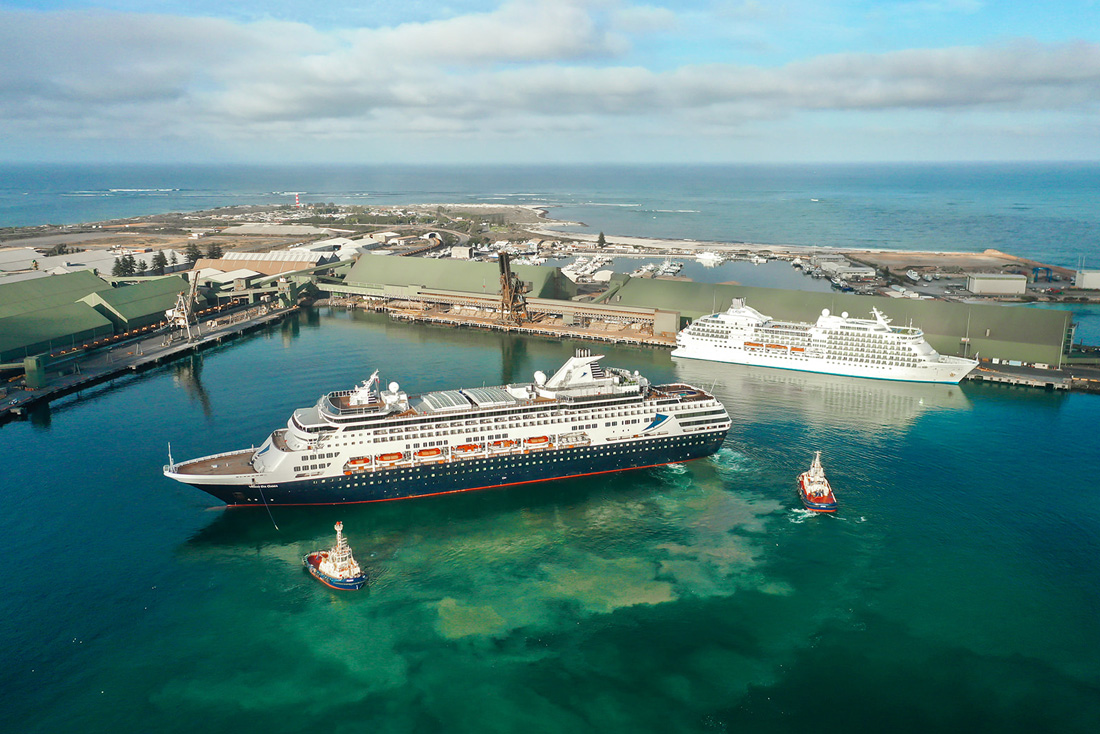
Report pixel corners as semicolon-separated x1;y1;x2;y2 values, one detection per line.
1;0;1099;164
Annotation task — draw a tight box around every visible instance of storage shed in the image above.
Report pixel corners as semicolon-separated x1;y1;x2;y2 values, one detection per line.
965;273;1027;295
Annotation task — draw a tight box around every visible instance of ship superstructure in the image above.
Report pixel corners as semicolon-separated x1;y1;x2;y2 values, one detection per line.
164;350;731;506
672;298;977;384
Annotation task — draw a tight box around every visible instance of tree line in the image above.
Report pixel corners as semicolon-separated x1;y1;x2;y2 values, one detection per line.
111;241;223;277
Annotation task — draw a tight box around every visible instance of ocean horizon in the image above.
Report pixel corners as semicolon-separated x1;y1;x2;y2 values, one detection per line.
3;161;1100;268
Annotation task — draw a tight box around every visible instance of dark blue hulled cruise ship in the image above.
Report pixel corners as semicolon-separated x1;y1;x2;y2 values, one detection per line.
164;350;731;506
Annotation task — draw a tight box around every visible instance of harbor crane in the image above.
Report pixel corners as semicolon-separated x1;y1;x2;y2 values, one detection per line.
165;272;201;341
497;252;529;325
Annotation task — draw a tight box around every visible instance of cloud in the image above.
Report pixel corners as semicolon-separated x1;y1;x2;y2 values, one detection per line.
611;4;679;33
0;3;1098;159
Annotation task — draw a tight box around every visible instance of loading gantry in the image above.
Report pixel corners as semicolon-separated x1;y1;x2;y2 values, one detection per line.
497;252;530;325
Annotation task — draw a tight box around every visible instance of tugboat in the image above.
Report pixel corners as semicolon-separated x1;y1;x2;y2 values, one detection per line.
303;521;368;590
798;451;838;512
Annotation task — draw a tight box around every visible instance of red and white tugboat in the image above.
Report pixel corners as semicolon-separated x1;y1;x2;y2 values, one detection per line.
798;451;838;512
303;521;368;590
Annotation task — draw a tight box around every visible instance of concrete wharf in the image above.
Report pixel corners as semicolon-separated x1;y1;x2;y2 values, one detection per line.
386;308;678;348
2;305;297;423
961;363;1100;392
966;367;1070;390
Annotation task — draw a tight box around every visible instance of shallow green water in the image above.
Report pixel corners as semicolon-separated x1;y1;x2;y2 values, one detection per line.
2;309;1097;733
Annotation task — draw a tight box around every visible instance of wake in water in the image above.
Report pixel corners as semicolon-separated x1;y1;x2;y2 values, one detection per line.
709;447;755;474
788;508;820;524
788;508;866;524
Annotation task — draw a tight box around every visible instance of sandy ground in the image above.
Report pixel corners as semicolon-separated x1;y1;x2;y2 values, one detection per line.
847;249;1075;277
412;204;565;226
2;231;304;254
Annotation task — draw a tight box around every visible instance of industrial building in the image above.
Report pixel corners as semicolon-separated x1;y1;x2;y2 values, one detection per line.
966;273;1028;295
339;254;577;301
193;250;336;277
0;271;187;363
78;276;187;331
323;255;680;338
1074;270;1100;289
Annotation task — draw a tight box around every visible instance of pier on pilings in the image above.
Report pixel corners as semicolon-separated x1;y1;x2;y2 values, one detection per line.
1;305;298;424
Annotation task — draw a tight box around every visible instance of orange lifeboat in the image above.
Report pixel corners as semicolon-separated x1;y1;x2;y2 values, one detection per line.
490;439;517;449
415;448;443;458
744;342;763;348
348;457;371;466
765;344;788;350
456;444;482;453
791;347;806;353
376;452;405;463
525;436;550;445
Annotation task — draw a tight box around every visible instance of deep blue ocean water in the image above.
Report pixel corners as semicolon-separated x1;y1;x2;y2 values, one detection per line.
1;310;1099;733
3;162;1100;266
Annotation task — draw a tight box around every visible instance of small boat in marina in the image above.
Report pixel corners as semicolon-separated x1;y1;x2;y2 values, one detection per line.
303;521;368;590
798;451;837;512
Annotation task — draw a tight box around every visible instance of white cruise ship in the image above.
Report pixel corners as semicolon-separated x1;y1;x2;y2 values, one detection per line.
164;350;731;506
671;298;978;384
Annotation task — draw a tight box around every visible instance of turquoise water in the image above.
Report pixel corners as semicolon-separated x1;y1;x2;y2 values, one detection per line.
2;309;1098;733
